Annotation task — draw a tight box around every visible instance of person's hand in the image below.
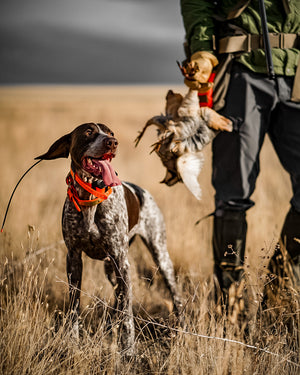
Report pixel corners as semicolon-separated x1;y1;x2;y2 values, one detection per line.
179;51;218;91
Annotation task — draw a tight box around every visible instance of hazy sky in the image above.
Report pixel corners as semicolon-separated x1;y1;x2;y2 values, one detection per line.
0;0;186;84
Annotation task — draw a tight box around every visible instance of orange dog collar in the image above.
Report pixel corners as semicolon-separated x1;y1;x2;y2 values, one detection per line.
66;169;112;212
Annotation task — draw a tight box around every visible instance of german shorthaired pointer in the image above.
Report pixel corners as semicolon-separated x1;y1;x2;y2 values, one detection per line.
36;122;182;354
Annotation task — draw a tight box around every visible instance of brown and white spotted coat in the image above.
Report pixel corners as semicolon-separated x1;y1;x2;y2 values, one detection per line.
36;122;182;355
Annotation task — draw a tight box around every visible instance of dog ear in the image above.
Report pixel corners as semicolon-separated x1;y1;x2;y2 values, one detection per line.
35;133;71;160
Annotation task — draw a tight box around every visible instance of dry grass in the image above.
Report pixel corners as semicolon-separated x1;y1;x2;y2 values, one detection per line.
0;86;299;374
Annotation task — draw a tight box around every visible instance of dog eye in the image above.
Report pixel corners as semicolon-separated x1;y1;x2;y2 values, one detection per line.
110;132;114;137
85;128;93;136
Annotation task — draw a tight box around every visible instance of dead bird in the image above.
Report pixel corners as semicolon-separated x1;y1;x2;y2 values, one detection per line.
135;89;232;200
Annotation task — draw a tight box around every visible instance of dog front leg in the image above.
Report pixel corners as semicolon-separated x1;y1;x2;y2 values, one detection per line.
66;250;83;320
110;252;135;357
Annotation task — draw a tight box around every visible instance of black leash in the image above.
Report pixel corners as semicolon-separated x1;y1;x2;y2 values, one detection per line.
1;160;43;233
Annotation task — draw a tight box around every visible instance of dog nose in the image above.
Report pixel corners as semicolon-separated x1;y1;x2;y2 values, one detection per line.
105;137;118;149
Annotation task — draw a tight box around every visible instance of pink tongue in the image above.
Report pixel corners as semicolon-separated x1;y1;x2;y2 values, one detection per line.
96;159;121;186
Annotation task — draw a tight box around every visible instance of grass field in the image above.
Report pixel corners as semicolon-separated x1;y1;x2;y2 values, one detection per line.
0;86;298;374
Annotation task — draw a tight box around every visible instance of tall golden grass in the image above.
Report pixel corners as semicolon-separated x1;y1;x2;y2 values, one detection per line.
0;86;298;374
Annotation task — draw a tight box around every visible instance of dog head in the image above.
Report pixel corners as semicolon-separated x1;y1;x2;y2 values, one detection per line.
36;122;121;186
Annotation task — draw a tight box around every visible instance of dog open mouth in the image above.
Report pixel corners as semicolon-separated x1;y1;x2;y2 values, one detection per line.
82;153;121;186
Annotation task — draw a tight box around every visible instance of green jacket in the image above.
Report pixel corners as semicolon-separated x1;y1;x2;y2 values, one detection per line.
180;0;299;76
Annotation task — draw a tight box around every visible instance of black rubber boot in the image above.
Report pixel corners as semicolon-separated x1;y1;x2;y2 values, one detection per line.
268;206;300;287
262;207;300;339
213;210;247;300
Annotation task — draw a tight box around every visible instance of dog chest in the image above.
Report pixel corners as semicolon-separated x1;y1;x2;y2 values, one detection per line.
62;195;129;260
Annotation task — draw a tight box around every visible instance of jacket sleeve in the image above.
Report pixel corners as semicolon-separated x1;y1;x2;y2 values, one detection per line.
180;0;216;55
